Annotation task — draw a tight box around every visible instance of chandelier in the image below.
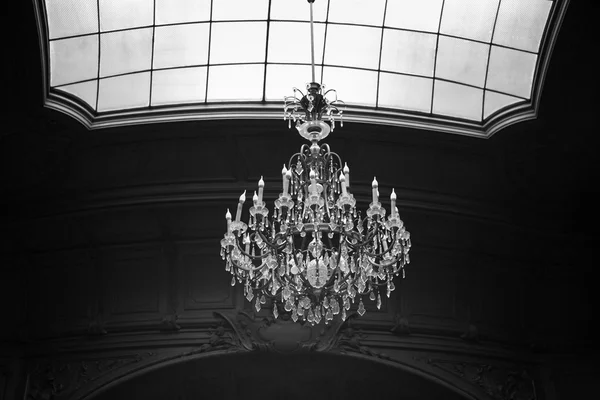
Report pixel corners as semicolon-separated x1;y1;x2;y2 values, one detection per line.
220;0;411;324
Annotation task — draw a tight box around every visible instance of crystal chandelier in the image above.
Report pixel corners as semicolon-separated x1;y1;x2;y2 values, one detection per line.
220;0;411;324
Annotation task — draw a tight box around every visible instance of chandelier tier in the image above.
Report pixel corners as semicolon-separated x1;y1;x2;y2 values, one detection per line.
220;0;411;324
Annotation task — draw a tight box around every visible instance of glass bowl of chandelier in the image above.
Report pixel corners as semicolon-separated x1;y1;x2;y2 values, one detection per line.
220;142;411;325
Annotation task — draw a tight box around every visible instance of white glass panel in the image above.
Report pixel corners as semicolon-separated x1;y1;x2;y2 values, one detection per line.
212;0;269;21
98;72;150;111
57;81;98;110
328;0;386;26
151;67;207;106
207;64;265;101
153;24;210;69
99;0;153;31
435;36;489;87
268;22;325;64
155;0;211;25
385;0;444;33
440;0;499;42
324;25;381;70
50;36;99;87
483;90;522;119
493;0;552;53
378;73;432;113
209;22;267;64
265;64;323;101
45;0;98;39
486;46;537;98
322;67;378;106
100;28;153;77
270;0;328;22
433;80;483;121
380;29;436;77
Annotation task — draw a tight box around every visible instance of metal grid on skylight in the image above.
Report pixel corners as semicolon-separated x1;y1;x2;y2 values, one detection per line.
44;0;554;123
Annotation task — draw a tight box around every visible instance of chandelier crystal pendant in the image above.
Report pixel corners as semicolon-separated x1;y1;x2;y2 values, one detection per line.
220;0;411;324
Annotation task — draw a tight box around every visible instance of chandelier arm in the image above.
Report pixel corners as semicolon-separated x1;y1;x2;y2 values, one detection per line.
229;256;268;272
254;227;287;252
233;237;271;261
360;228;399;259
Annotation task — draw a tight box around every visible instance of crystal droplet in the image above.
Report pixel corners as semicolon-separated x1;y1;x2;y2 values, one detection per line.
231;276;236;286
246;289;254;302
273;305;279;319
255;296;261;312
369;291;376;301
358;299;366;316
377;293;382;310
284;299;292;312
260;295;266;304
292;307;298;322
341;307;347;321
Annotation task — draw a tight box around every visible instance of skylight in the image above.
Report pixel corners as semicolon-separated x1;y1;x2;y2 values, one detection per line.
35;0;567;137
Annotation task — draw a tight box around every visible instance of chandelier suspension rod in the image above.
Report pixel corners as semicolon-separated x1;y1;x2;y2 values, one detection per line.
309;0;316;83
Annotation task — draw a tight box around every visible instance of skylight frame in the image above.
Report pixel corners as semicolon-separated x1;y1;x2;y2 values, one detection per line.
33;0;570;138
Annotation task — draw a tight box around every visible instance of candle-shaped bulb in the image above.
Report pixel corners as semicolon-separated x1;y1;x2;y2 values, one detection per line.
226;209;232;233
339;172;347;196
235;190;246;222
253;191;258;206
257;176;264;204
390;189;397;217
372;177;379;204
309;170;317;195
282;165;289;196
343;162;350;187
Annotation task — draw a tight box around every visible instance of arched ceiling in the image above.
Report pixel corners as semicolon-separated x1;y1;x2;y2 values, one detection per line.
35;0;568;136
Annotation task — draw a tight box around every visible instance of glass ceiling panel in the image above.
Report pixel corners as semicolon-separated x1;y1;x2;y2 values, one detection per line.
270;0;328;22
484;90;523;119
50;35;98;87
384;0;444;33
100;28;153;78
211;0;269;21
41;0;559;129
155;0;211;25
45;0;97;39
268;22;326;65
440;0;500;43
153;23;210;69
206;64;264;102
98;72;150;112
493;0;552;53
435;35;489;87
57;81;98;110
99;0;153;32
209;22;267;64
433;80;483;121
378;73;433;113
265;65;323;102
486;46;537;99
380;29;437;77
151;67;207;106
322;67;378;106
328;0;386;27
324;24;381;70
